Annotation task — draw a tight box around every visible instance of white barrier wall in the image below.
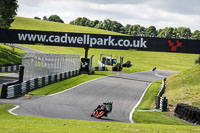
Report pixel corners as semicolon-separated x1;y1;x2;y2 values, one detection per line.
22;53;80;81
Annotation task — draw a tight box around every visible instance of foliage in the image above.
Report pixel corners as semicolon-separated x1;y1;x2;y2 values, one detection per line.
48;14;64;23
176;27;192;39
145;26;157;37
34;16;41;20
158;27;176;38
123;24;145;36
95;19;124;33
192;30;200;40
70;17;99;28
43;16;48;20
69;17;200;40
195;55;200;64
0;0;18;29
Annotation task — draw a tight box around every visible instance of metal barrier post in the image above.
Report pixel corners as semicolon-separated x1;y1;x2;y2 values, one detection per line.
0;84;8;99
19;65;24;83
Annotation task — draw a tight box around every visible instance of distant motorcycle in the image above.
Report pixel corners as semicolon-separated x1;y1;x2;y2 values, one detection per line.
91;101;113;119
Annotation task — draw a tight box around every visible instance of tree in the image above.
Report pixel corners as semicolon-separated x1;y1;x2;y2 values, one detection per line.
96;19;123;33
192;30;200;40
110;20;123;32
145;26;157;37
92;20;99;27
95;21;104;29
70;17;91;26
73;17;82;25
130;25;145;36
173;28;178;39
131;25;140;36
34;16;41;20
69;17;198;39
43;16;47;20
79;17;90;26
176;27;191;39
138;26;145;36
48;15;64;23
157;27;176;38
0;0;18;29
124;24;132;35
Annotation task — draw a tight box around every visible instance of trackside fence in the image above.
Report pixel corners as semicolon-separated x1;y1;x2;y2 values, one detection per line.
2;69;79;99
0;65;20;72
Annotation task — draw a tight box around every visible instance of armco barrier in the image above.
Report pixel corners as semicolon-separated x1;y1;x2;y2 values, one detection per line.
175;103;200;124
92;67;108;71
0;65;20;72
159;97;168;112
2;69;79;99
155;78;167;110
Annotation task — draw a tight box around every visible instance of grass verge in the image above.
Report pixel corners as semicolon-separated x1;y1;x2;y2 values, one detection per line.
0;72;16;75
132;80;188;125
30;71;115;95
0;104;199;133
0;43;24;66
164;65;200;108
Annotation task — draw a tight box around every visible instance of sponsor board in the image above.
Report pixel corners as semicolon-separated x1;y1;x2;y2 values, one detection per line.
0;29;199;53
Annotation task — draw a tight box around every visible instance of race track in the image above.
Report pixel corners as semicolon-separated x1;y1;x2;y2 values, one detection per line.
7;70;177;123
0;73;18;88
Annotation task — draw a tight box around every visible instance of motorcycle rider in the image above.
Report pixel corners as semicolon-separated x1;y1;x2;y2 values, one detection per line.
91;101;113;118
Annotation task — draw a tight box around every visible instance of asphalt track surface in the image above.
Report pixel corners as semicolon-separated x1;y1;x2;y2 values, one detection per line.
13;44;45;54
0;73;19;88
1;70;177;123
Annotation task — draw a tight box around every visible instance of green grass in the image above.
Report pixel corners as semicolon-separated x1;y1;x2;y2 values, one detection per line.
11;17;124;35
0;44;24;66
0;104;199;133
0;72;17;75
0;73;12;75
133;80;188;125
164;65;200;108
21;44;198;73
31;71;115;95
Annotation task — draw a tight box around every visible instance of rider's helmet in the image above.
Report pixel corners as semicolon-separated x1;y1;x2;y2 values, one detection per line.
108;100;113;105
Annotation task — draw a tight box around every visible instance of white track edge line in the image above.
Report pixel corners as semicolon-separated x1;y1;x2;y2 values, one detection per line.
155;73;166;78
129;83;152;123
8;105;19;115
48;74;118;97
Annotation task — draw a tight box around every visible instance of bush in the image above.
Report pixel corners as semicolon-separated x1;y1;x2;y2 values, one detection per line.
195;55;200;64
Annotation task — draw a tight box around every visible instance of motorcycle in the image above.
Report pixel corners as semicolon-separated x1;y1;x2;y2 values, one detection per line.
91;102;112;119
